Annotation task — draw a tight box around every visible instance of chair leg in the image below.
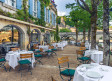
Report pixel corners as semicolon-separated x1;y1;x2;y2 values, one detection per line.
34;59;43;67
4;66;7;72
28;64;32;75
53;51;57;56
9;66;11;72
0;62;7;72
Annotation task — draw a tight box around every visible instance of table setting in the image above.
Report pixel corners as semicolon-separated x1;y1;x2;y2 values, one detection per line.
73;63;112;81
5;50;35;69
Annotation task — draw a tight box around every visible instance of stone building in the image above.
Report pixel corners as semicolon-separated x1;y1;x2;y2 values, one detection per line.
0;0;57;51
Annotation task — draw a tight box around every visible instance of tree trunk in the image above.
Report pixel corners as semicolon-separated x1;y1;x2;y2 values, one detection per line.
88;28;91;43
76;27;78;45
103;0;110;65
91;2;97;49
83;28;86;43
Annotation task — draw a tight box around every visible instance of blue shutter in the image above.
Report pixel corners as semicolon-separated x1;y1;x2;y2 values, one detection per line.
0;0;5;3
29;0;33;15
16;0;22;9
55;15;56;26
44;6;46;21
48;9;50;23
37;0;41;19
52;13;54;25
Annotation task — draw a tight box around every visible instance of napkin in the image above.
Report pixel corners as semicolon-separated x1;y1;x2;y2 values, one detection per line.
79;67;86;72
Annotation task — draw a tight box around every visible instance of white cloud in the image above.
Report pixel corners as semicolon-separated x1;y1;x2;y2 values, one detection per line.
58;11;66;16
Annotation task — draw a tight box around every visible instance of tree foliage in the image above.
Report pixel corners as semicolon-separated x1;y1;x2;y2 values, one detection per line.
60;28;71;32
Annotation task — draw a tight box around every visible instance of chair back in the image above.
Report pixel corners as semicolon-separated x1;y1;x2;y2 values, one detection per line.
56;45;58;47
49;46;54;49
76;50;84;59
33;44;38;49
11;47;19;51
81;42;85;47
57;56;69;64
39;48;44;52
20;53;33;59
79;47;86;51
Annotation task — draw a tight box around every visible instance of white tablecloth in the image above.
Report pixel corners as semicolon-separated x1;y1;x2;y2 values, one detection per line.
85;42;90;49
5;51;35;69
38;45;49;52
70;41;75;45
73;64;112;81
85;50;103;63
52;41;68;50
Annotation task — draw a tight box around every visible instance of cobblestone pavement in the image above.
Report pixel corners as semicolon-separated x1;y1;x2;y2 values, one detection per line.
0;45;79;81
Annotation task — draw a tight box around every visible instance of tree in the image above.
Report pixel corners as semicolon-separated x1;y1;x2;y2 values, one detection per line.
76;0;102;49
66;4;91;43
55;17;60;42
103;0;110;65
60;28;71;32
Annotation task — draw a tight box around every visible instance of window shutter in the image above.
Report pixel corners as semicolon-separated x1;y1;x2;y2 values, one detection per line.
48;9;50;23
44;6;46;22
52;12;54;25
16;0;22;10
0;0;5;3
37;0;41;19
29;0;33;15
55;15;56;26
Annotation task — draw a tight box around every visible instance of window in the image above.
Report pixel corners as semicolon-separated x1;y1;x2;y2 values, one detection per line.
33;0;37;17
5;0;16;8
0;26;19;44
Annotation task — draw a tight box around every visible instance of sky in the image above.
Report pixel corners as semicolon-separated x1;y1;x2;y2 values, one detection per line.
54;0;75;16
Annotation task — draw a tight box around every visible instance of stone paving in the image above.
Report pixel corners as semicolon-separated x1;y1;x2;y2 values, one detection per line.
0;45;79;81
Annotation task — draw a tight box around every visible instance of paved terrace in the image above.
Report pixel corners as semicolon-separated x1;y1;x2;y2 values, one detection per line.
0;45;112;81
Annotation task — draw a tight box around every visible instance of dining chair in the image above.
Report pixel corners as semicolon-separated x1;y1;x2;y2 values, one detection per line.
79;47;86;51
18;53;33;77
81;42;85;47
76;50;91;64
34;48;43;67
57;56;75;81
51;46;57;55
45;46;56;58
0;58;7;72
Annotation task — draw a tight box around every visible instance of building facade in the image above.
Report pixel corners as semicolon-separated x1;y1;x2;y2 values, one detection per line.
0;0;57;51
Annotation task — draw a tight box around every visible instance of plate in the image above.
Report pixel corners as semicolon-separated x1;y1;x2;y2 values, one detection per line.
86;71;103;78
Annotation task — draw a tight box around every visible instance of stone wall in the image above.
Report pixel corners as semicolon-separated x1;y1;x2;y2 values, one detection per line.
0;16;55;50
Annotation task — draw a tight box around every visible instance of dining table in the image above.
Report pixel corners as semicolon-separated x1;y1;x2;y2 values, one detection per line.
38;45;49;52
84;50;103;64
52;41;68;50
73;64;112;81
5;50;35;69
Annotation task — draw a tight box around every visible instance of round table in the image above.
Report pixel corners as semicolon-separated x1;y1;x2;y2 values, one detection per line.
85;50;103;63
5;51;35;69
73;64;112;81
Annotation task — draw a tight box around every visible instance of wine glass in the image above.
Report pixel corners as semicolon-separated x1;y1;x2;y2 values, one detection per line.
99;62;103;71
